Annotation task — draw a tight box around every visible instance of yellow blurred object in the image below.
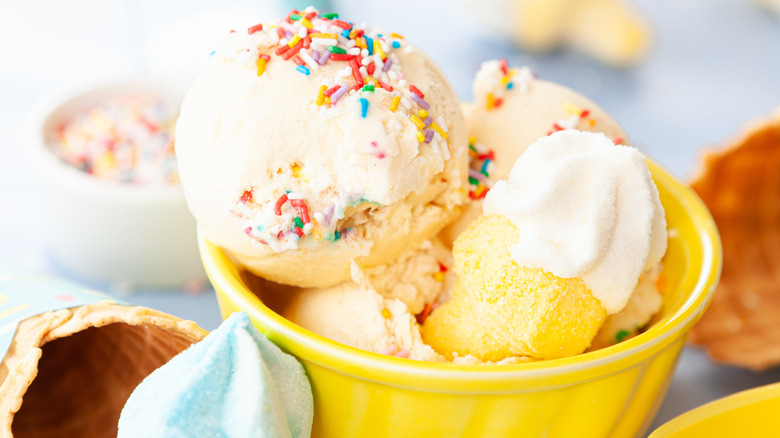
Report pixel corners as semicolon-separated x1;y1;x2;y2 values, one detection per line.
515;0;652;67
201;159;721;438
650;382;780;437
423;215;607;361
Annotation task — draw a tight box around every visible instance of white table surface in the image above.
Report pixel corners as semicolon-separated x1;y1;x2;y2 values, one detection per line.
2;0;780;435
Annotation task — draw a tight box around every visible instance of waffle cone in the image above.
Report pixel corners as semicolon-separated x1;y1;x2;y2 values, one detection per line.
0;302;207;438
689;107;780;371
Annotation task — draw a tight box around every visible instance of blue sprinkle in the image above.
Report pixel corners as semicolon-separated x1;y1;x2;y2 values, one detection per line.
507;82;514;89
481;159;491;175
209;50;216;56
365;36;374;55
296;65;310;75
333;230;341;240
359;97;368;118
392;41;401;49
342;29;350;38
256;225;265;232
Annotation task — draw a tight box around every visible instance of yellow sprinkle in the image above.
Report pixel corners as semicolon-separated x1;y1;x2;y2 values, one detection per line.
365;76;377;84
486;93;495;110
324;96;331;106
501;76;510;86
313;221;322;240
288;34;301;48
410;115;425;130
474;185;487;198
374;40;385;59
469;136;476;145
309;33;337;39
431;123;447;139
390;96;401;112
300;17;313;29
292;165;301;175
416;130;425;143
418;109;428;119
433;272;444;282
256;58;267;76
589;119;596;127
390;32;405;39
316;85;327;106
381;308;392;319
564;101;582;116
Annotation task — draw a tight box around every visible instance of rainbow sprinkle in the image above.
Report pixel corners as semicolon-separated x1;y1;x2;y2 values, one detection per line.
54;94;179;185
226;7;453;252
467;137;494;200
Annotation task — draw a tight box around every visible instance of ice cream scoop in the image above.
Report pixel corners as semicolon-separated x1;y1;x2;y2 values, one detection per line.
176;7;467;288
424;130;667;361
440;59;629;245
118;311;313;438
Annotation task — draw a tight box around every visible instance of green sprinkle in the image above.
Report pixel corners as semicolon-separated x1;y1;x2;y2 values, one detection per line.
289;14;302;21
468;177;479;186
334;230;341;240
468;144;477;152
362;84;375;92
615;330;630;343
327;45;346;54
293;217;303;229
322;13;339;19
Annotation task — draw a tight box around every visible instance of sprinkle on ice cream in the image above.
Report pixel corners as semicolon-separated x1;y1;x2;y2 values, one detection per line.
218;8;455;252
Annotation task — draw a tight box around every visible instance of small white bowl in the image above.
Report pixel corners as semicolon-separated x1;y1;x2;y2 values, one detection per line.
27;77;205;289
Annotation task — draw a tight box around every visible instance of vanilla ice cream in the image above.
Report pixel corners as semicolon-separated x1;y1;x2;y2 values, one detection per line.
176;8;467;287
283;283;443;362
440;59;628;245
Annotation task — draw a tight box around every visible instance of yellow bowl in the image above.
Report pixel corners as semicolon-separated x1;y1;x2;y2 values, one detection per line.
200;159;721;438
650;382;780;437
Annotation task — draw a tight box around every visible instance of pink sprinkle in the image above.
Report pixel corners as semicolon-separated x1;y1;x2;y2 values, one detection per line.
55;294;75;302
244;226;253;235
394;349;410;358
469;169;486;181
380;345;398;356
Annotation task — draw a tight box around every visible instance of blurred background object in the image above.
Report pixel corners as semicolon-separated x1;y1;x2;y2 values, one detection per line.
454;0;653;67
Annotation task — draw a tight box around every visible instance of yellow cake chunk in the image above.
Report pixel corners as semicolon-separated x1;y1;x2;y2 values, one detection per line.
422;214;607;361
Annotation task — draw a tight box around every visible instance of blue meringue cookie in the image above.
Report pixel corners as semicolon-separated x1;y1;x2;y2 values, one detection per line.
118;311;313;438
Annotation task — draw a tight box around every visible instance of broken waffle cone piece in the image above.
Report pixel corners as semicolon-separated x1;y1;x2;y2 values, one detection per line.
0;302;207;438
689;107;780;371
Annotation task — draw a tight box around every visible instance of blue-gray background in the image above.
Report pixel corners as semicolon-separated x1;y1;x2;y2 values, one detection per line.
2;0;780;434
